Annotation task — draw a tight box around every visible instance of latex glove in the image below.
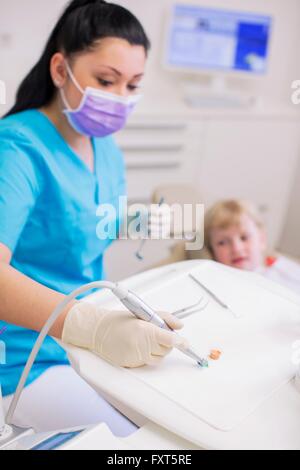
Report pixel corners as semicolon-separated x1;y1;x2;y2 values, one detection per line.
148;203;172;240
62;303;187;368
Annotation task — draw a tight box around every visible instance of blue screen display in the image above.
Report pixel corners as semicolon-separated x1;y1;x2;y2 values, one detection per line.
166;5;272;74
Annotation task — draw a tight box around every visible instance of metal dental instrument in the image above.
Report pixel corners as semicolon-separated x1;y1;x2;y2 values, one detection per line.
188;273;241;319
189;274;228;308
172;296;209;319
113;285;209;368
172;298;210;320
172;297;204;316
135;197;165;261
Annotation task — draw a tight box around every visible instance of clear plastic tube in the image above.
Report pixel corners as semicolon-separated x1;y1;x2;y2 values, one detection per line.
6;281;115;425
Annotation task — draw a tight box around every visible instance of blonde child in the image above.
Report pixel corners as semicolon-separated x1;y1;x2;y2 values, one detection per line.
204;199;300;294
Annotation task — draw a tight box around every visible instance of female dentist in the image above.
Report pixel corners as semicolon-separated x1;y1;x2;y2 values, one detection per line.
0;0;184;436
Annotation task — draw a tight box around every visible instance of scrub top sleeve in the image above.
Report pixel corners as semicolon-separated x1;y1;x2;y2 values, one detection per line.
0;138;41;253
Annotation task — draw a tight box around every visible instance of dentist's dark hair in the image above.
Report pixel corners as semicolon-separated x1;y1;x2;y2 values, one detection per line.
4;0;150;117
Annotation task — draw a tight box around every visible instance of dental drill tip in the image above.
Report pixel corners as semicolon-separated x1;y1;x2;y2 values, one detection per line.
198;359;209;368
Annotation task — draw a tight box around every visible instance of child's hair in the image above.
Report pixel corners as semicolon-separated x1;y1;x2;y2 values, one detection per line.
204;199;264;255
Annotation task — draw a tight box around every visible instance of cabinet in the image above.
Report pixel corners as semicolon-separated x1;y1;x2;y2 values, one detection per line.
114;119;204;203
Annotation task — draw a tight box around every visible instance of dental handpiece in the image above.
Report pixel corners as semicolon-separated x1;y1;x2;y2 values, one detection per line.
113;286;209;368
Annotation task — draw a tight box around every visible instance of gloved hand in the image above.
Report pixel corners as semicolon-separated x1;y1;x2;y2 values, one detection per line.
62;302;187;368
148;203;172;240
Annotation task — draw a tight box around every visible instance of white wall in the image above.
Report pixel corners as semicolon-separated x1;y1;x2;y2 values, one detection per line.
1;0;300;113
0;0;67;112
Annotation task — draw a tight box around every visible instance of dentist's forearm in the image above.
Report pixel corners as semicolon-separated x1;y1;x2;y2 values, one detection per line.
0;261;75;339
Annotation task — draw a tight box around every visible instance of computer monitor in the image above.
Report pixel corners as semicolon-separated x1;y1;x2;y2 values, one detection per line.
164;4;273;76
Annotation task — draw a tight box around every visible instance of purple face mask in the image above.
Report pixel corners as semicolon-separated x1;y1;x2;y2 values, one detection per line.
60;63;141;138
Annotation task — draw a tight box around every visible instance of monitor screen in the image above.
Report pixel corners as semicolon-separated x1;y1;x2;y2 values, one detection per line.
165;4;272;74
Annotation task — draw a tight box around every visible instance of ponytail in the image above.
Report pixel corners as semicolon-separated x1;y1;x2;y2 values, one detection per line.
5;0;150;117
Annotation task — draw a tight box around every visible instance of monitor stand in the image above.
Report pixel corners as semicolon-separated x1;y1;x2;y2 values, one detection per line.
182;76;257;109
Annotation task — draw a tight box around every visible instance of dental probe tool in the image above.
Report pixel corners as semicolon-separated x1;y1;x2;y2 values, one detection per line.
113;285;209;368
135;197;165;261
189;273;241;319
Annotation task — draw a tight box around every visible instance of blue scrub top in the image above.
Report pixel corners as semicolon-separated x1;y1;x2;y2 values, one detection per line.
0;110;126;396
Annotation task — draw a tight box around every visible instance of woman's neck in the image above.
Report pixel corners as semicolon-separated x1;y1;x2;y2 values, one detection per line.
40;97;94;172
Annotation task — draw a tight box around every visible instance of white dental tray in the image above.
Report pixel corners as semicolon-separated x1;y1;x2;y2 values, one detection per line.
61;261;300;449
